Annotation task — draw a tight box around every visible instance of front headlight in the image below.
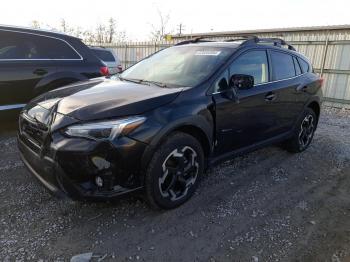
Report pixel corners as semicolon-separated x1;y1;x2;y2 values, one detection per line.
64;116;146;140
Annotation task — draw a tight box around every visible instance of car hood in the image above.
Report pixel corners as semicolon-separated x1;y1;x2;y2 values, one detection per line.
27;78;184;121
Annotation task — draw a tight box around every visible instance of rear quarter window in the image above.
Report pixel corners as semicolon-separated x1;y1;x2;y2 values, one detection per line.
39;37;81;59
270;51;296;80
293;56;302;75
297;57;310;73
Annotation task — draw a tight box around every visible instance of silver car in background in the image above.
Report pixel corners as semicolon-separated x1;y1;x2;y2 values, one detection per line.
90;46;122;75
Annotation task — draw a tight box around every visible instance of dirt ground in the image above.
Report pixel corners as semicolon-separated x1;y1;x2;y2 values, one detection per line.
0;107;349;262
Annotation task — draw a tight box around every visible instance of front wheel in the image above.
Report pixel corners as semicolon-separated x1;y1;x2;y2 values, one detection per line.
145;132;204;209
283;108;317;153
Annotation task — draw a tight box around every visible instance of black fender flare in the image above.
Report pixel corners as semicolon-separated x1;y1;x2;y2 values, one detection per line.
304;95;321;110
140;114;214;172
292;96;321;132
303;96;321;118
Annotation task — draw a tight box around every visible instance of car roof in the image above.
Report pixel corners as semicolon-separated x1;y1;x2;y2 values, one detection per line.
0;24;79;40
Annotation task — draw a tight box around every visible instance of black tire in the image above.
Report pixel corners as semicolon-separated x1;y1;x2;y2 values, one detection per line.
283;108;317;153
145;132;204;209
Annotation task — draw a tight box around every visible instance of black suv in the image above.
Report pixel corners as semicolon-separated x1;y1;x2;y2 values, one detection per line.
0;25;108;120
18;37;323;209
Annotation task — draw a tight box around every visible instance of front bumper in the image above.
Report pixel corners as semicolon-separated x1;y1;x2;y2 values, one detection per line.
18;131;148;200
18;136;66;198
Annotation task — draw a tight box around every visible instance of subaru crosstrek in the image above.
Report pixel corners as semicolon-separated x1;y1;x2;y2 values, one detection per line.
18;37;323;209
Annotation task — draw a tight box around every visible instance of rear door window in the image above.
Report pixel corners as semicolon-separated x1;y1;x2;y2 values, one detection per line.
0;31;28;59
0;30;80;60
92;49;116;62
270;51;295;80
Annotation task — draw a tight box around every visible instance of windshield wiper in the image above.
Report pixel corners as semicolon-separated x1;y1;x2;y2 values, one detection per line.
118;76;167;88
118;76;143;84
141;80;167;88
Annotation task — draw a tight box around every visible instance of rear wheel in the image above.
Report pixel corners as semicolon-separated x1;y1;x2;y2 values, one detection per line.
145;132;204;209
283;108;317;153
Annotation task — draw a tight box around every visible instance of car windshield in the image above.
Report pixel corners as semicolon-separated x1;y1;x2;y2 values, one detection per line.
119;46;234;87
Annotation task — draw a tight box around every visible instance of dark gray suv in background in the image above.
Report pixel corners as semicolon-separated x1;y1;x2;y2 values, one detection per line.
0;25;108;121
90;46;122;75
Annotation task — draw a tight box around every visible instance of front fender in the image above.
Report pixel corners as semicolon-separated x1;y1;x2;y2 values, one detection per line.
138;112;214;173
149;114;213;148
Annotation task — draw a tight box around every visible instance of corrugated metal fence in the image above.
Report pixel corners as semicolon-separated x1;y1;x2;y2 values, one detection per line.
97;33;350;108
250;30;350;108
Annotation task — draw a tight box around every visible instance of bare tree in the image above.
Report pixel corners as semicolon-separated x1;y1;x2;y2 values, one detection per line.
73;26;84;39
150;9;171;41
88;18;126;44
107;18;116;43
60;19;68;33
60;19;75;35
28;18;126;44
95;24;106;44
82;30;96;44
116;31;127;42
30;20;41;29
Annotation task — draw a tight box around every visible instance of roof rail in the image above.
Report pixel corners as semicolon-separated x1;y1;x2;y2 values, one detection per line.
256;37;296;51
224;36;258;43
223;36;259;47
236;36;296;51
174;36;296;51
175;37;213;46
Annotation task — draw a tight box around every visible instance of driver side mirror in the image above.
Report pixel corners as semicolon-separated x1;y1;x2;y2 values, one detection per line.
229;74;254;90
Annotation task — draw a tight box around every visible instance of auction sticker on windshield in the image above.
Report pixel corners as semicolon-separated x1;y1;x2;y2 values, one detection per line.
195;50;222;56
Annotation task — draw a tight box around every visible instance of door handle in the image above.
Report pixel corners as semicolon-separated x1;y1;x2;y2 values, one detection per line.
265;92;276;101
33;69;48;76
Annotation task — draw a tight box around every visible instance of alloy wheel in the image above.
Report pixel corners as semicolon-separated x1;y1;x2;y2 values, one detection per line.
298;114;315;150
159;146;199;201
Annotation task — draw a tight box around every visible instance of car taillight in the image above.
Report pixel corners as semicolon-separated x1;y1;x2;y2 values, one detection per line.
100;66;109;76
319;77;325;87
117;65;123;72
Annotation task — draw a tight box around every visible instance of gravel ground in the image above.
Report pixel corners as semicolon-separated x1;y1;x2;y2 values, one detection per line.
0;107;349;261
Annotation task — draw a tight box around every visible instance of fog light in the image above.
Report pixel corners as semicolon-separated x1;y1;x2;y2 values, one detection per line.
95;176;104;187
91;156;110;170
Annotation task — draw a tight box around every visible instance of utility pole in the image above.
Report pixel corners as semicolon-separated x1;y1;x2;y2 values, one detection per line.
177;23;185;36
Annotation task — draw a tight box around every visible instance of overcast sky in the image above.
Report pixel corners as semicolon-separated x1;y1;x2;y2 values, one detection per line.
2;0;350;40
